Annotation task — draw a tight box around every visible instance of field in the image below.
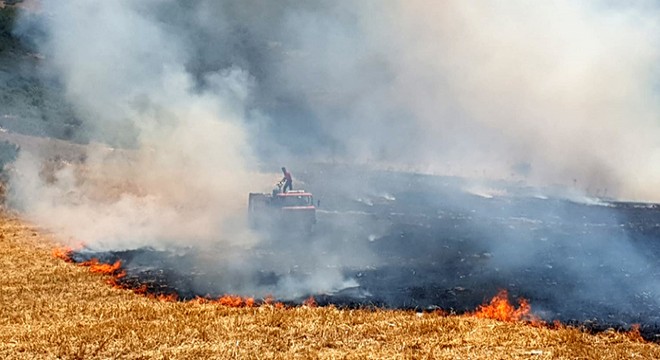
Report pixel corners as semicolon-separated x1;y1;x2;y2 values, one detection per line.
1;2;659;358
0;211;658;359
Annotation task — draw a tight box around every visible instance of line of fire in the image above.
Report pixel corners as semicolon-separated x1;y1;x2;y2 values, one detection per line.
52;165;660;342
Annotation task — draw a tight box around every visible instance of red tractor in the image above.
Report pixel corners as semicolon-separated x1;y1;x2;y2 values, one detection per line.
248;182;317;234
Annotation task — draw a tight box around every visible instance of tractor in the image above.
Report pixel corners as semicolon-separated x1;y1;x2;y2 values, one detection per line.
248;181;317;234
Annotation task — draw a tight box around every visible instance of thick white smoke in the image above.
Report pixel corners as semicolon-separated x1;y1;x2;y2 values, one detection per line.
9;1;369;298
392;1;660;199
279;1;660;200
10;1;262;249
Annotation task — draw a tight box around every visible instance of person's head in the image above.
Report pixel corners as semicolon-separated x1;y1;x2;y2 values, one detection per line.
281;167;286;173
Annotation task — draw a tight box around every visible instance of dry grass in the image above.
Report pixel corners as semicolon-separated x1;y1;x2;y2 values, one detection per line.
0;212;658;359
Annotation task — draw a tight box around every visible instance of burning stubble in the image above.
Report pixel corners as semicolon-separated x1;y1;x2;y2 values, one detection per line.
5;0;660;320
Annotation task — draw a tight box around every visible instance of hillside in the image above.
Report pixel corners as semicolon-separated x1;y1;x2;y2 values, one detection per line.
0;2;86;143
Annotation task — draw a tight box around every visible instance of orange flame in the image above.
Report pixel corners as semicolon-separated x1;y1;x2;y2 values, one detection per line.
626;324;645;342
189;295;260;307
245;297;255;307
214;295;257;308
191;296;210;305
79;258;124;276
52;248;265;306
132;284;149;295
218;295;244;307
550;319;563;329
51;247;323;311
152;293;178;302
52;247;74;262
303;296;317;307
105;276;123;288
262;295;285;309
471;290;543;325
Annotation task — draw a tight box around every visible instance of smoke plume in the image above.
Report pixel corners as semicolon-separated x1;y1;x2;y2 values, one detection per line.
6;1;660;301
11;1;263;249
272;1;660;200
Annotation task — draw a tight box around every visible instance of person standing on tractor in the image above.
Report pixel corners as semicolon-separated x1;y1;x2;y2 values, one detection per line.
281;167;293;193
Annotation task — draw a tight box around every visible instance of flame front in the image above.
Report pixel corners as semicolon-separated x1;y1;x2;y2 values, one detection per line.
627;324;645;342
303;296;317;307
50;247;653;342
471;290;542;325
80;258;124;276
52;247;74;262
191;295;262;308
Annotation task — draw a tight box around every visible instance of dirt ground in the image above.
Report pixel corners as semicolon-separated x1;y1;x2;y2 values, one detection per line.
0;211;658;359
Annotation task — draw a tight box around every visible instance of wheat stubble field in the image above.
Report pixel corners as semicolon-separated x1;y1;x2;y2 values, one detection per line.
0;212;657;359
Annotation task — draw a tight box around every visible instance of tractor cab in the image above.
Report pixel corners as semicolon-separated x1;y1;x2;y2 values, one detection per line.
248;188;317;234
273;190;315;208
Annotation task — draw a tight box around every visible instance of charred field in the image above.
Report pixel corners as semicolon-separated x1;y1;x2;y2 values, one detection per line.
70;165;660;342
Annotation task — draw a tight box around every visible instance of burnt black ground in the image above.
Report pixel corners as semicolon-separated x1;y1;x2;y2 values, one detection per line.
73;165;660;341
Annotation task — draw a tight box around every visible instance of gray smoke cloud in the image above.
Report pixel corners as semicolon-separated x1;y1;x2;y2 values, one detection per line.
156;0;660;200
276;0;660;200
5;1;660;301
18;1;660;199
10;1;264;251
